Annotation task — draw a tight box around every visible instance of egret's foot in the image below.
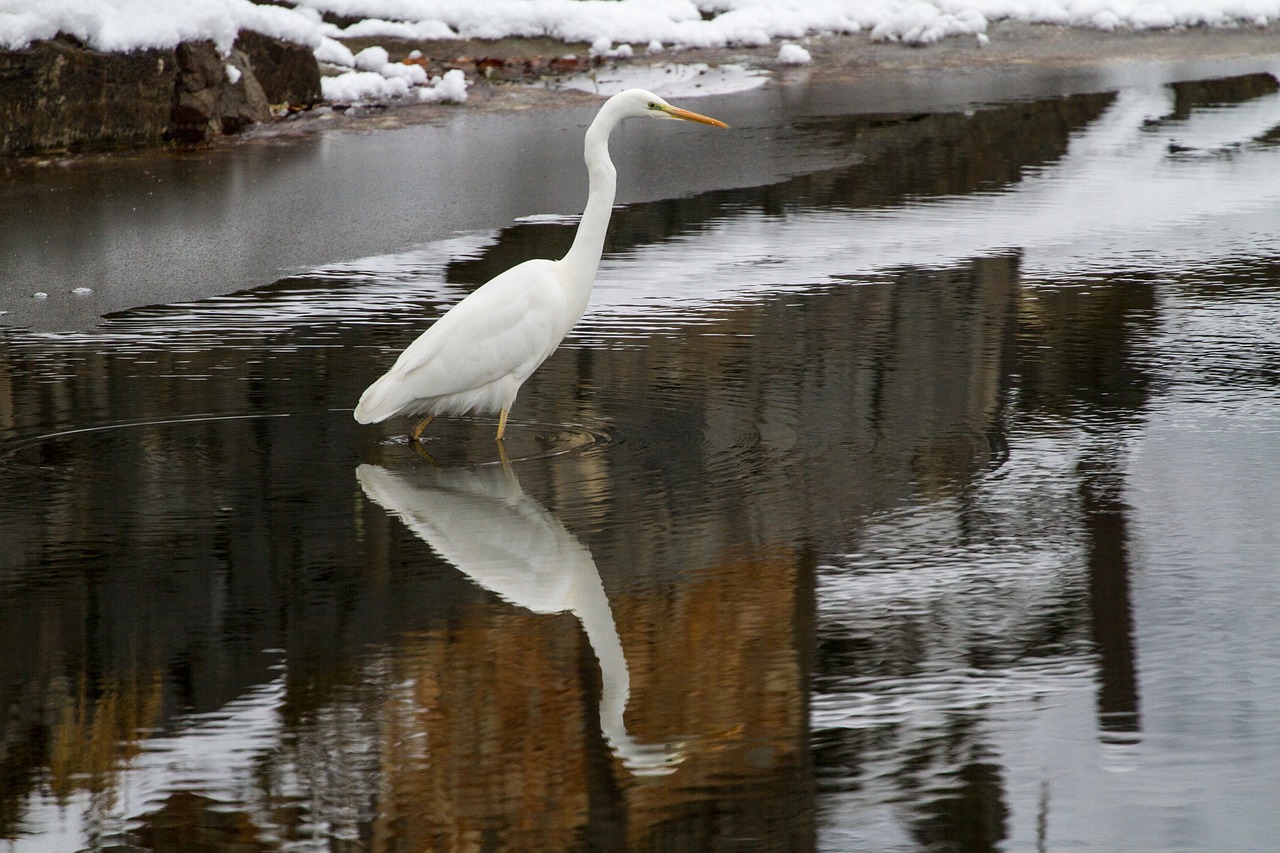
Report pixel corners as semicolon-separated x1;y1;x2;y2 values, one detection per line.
409;414;435;442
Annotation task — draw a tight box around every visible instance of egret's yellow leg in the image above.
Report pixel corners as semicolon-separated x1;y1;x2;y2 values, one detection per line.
410;414;435;442
495;406;510;441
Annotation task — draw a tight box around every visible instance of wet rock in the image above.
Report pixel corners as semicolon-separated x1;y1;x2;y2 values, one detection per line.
219;48;273;132
235;30;322;109
0;36;174;156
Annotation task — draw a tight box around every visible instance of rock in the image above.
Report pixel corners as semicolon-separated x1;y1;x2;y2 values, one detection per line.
218;47;272;133
0;36;175;156
170;41;271;142
235;30;321;109
2;31;321;156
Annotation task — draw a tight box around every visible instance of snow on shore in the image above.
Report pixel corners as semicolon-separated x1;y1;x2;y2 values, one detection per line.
2;0;1279;104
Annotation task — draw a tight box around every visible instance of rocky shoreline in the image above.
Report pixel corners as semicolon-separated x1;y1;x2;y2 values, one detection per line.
4;21;1280;158
0;32;321;156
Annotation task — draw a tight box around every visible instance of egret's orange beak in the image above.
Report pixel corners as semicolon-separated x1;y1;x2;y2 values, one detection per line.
664;105;729;128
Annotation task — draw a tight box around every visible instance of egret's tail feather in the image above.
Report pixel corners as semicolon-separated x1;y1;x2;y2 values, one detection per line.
354;375;408;424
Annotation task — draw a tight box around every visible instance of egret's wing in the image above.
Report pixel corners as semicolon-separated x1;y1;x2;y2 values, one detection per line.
404;266;565;392
356;260;566;419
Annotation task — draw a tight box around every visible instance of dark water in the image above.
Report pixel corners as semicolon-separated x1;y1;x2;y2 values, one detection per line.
3;72;1280;852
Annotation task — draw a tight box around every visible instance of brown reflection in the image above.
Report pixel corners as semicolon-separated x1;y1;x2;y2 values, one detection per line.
24;669;166;848
376;614;594;851
358;463;813;851
48;671;164;799
133;791;275;853
357;463;685;777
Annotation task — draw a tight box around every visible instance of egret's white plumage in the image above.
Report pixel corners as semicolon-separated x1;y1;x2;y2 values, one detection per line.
354;88;727;440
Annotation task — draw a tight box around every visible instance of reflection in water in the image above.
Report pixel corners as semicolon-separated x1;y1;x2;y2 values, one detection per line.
1;72;1280;852
356;462;684;776
1079;454;1141;738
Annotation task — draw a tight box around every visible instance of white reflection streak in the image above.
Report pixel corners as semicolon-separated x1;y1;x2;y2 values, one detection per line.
356;463;684;776
583;82;1280;329
10;679;285;852
28;80;1280;350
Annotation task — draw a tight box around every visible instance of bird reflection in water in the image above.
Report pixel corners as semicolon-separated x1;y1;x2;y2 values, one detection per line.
356;462;685;776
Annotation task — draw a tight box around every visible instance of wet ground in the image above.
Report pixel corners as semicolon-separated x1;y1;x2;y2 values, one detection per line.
3;49;1280;853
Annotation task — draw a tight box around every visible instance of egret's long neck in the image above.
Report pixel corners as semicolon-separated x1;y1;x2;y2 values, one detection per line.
560;107;620;294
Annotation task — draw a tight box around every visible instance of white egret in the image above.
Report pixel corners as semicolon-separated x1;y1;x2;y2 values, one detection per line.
354;88;728;441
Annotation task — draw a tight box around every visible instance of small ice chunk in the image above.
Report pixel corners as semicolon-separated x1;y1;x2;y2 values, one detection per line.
33;292;49;299
225;63;241;84
976;32;990;46
777;43;811;65
408;49;423;59
71;286;94;296
647;40;664;54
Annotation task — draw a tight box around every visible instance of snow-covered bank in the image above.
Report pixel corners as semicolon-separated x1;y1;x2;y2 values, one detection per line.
5;0;1280;82
0;0;470;107
3;0;1279;153
262;0;1280;48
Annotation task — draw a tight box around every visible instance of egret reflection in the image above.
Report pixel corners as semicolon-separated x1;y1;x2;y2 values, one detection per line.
356;462;684;776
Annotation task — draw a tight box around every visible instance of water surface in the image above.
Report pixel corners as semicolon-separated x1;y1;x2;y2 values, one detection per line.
3;71;1280;852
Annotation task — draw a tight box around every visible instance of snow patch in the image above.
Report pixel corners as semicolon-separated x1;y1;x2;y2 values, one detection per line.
314;36;355;67
7;0;1280;111
321;70;411;102
8;0;1280;60
777;42;811;65
419;68;469;103
353;45;391;71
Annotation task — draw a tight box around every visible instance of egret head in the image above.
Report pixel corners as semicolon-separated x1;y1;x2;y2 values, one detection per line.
615;88;728;127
